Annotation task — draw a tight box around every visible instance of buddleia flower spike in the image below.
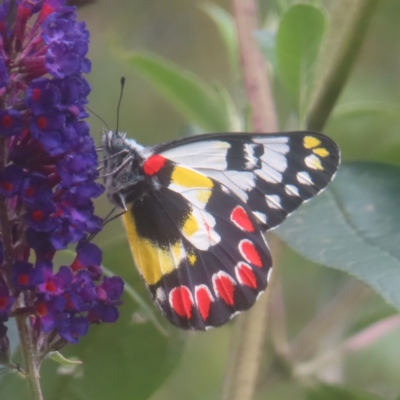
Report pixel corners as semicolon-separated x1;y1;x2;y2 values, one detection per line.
0;0;124;375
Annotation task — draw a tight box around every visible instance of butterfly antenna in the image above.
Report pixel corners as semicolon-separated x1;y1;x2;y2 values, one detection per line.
115;77;125;135
86;106;111;130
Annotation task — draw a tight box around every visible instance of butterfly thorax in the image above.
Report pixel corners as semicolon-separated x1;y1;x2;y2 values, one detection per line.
102;130;150;209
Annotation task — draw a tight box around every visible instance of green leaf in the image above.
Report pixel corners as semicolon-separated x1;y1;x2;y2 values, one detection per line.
0;293;186;400
306;383;385;400
48;352;82;366
201;3;238;72
276;162;400;310
327;102;400;166
125;51;230;132
276;4;327;123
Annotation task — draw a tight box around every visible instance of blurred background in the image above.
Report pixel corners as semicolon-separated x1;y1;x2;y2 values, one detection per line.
20;0;400;399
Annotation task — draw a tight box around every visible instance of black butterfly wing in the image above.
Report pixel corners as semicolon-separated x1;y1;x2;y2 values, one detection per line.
156;131;340;230
122;160;272;329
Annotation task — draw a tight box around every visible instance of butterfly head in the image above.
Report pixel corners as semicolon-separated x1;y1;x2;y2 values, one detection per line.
102;129;127;155
101;130;146;209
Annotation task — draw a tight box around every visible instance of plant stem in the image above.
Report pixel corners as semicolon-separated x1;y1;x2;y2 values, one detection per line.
288;280;371;363
0;137;43;400
307;0;382;131
16;313;44;400
221;2;280;400
232;0;277;133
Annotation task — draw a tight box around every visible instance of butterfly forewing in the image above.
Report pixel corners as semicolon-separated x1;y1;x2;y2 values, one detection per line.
157;132;340;230
103;130;340;330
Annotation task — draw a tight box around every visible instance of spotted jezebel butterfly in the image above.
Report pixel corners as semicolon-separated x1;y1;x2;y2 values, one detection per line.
102;130;340;330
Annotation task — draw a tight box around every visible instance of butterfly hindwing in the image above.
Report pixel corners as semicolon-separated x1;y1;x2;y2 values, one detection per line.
122;160;272;329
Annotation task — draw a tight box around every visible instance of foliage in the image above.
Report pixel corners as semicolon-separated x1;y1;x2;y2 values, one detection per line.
2;0;400;399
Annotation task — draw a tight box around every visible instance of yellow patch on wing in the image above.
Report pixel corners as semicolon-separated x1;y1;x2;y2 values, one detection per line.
122;210;181;286
313;147;329;157
171;165;213;189
188;251;197;266
170;241;186;266
303;136;321;149
182;213;199;237
195;189;212;205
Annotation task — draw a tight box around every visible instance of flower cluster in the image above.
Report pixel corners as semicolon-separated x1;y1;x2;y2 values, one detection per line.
0;0;123;356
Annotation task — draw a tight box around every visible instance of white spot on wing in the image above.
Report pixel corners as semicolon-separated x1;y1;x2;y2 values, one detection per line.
267;268;273;283
205;325;214;331
253;211;267;224
182;207;221;250
254;165;283;183
305;154;323;170
253;136;289;144
261;149;287;172
265;194;281;209
256;290;265;300
297;171;313;185
266;143;290;154
244;143;258;169
156;287;166;303
160;140;230;169
200;169;255;203
230;311;241;320
169;184;211;210
225;171;255;190
285;184;300;196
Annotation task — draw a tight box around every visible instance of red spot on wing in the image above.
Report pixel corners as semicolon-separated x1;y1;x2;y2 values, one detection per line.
143;154;167;176
169;286;193;319
213;272;236;306
195;285;214;321
239;240;262;268
235;262;257;289
230;206;254;232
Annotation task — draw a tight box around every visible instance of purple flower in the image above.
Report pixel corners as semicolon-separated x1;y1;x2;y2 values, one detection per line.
0;0;123;355
88;277;124;323
37;261;73;295
35;294;66;332
11;262;44;291
0;165;24;197
20;173;53;206
0;110;23;137
57;314;89;344
71;241;102;272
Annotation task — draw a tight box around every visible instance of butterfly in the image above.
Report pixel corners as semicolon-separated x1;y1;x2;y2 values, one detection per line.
102;130;340;330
